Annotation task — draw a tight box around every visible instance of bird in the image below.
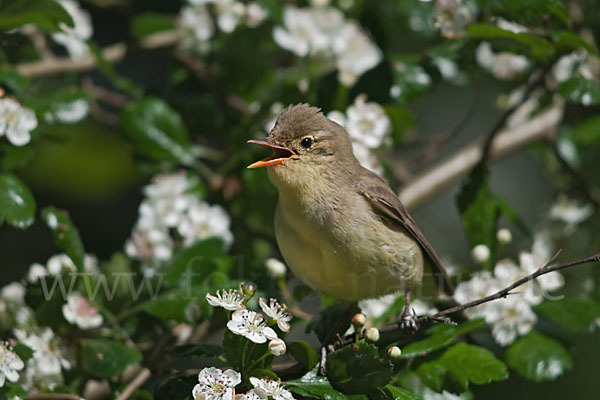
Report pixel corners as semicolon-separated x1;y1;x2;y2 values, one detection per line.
247;103;453;328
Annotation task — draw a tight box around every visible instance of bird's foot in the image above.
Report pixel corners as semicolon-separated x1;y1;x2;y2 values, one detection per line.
318;344;335;375
400;307;419;334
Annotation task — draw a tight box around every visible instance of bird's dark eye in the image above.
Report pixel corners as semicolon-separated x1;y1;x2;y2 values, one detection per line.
301;137;313;149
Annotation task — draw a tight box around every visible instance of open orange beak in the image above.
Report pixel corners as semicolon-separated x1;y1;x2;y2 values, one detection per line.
247;138;296;168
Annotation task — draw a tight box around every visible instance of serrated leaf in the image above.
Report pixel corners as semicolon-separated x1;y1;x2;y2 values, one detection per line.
121;97;194;165
417;343;508;393
326;342;393;396
131;12;175;39
400;319;484;359
41;206;85;272
468;24;555;62
168;343;223;359
287;371;367;400
558;76;600;106
289;341;318;371
0;173;36;229
81;339;142;379
0;0;73;32
534;297;600;333
505;331;572;382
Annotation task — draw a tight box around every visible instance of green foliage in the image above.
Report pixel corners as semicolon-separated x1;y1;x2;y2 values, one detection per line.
417;343;508;393
505;331;572;382
391;61;432;104
41;206;86;271
558;76;600;106
222;331;272;377
0;0;73;32
326;342;393;396
0;173;35;229
168;343;223;359
287;371;368;400
81;339;142;379
570;115;600;145
130;13;175;39
0;143;34;171
535;297;600;333
307;302;360;343
288;340;319;371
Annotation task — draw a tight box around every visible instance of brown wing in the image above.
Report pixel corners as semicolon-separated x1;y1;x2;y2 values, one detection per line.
357;170;454;296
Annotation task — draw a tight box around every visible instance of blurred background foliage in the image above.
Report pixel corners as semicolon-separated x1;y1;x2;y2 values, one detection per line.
1;0;600;399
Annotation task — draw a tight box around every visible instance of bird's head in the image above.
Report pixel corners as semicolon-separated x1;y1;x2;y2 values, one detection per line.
247;104;358;188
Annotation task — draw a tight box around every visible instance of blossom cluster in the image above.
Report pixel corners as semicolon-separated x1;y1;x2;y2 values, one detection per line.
52;0;93;60
328;94;392;175
125;171;234;273
0;97;37;147
456;232;564;346
177;0;267;54
273;5;382;86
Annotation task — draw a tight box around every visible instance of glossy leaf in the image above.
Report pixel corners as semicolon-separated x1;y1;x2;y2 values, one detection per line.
468;24;555;62
0;173;36;229
121;97;194;165
81;339;142;379
417;343;508;392
505;331;572;382
288;340;319;371
141;289;202;323
400;319;484;359
534;297;600;333
41;206;86;271
380;385;422;400
558;76;600;106
326;342;393;396
0;0;73;31
287;370;367;400
552;31;596;55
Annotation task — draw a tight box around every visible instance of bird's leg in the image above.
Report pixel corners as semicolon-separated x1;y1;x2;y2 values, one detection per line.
318;303;356;375
400;289;419;333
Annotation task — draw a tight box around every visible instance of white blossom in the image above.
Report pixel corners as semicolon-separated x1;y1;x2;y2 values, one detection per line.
432;57;459;80
388;346;402;358
352;142;383;175
433;0;472;38
192;367;241;400
14;328;70;389
178;199;234;248
550;50;593;87
344;95;391;149
495;18;528;34
358;293;397;321
214;0;245;33
227;309;277;343
454;271;499;321
259;298;292;332
489;296;537;346
249;377;294;400
268;338;287;356
496;228;512;245
518;231;564;294
178;3;214;54
265;258;287;279
334;22;382;86
238;391;262;400
62;292;103;329
0;97;37;146
206;289;245;311
476;42;531;81
549;196;594;233
245;2;268;28
471;244;490;264
27;263;48;283
0;342;24;387
52;0;93;59
365;327;380;342
0;283;26;306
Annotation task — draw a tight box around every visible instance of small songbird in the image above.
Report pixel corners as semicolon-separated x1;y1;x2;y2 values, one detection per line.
248;104;453;325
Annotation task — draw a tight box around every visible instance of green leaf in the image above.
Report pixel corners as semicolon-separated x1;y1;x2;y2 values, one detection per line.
467;24;555;62
41;206;86;271
571;116;600;145
1;382;29;400
131;12;175;39
0;69;30;92
0;173;36;229
307;302;359;343
534;297;600;333
81;339;142;379
163;238;231;288
417;343;508;393
287;371;367;400
289;341;318;371
500;0;569;26
505;331;572;382
384;105;415;145
326;342;393;396
13;343;34;362
140;289;202;323
552;31;597;55
168;343;223;359
380;385;422;400
400;319;485;359
121;97;194;165
35;87;91;124
0;0;73;32
558;76;600;106
222;330;271;374
0;143;34;171
392;62;432;104
154;373;198;400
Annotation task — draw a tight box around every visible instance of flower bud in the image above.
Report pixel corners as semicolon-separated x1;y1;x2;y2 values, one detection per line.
268;338;286;356
471;244;490;264
496;228;512;245
351;313;366;329
241;282;257;300
387;346;402;358
265;258;286;280
365;327;380;343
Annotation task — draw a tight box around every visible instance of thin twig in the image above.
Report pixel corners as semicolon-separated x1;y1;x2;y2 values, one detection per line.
115;368;152;400
398;101;564;209
334;250;600;348
26;394;85;400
